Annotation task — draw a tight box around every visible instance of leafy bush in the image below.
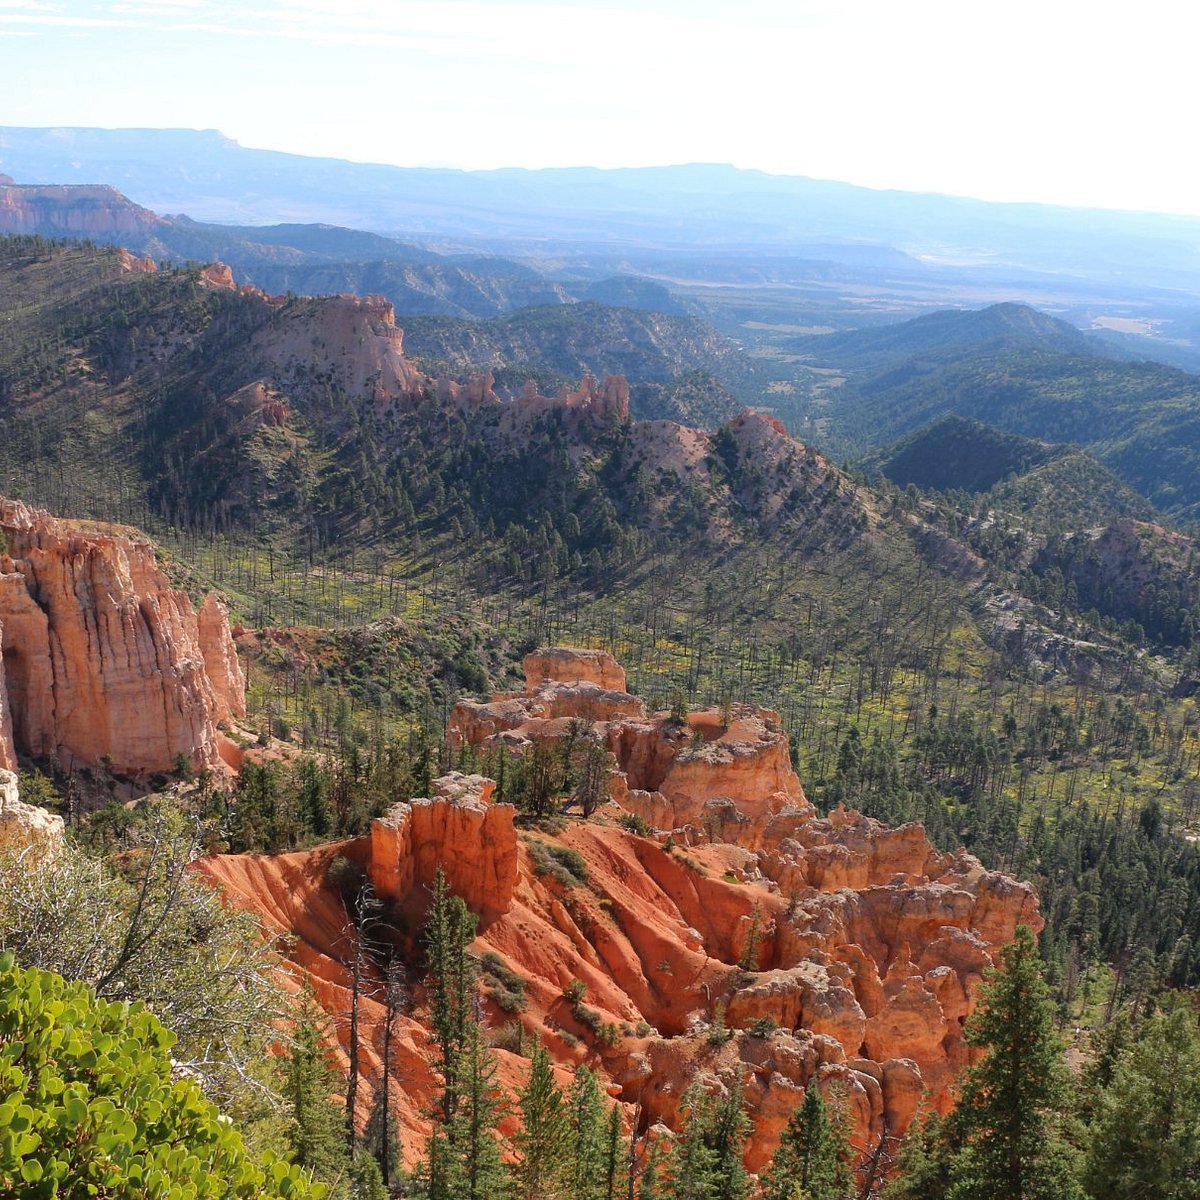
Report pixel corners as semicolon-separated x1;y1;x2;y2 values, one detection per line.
618;812;650;836
490;1021;526;1055
527;840;589;887
562;978;588;1005
0;821;287;1117
0;953;321;1199
576;1006;604;1034
597;1022;621;1048
480;951;527;1014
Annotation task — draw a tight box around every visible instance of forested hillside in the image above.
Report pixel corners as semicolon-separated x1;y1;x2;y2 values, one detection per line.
2;234;1199;1199
798;305;1200;521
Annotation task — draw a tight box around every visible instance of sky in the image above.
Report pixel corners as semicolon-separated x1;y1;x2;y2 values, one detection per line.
3;0;1200;216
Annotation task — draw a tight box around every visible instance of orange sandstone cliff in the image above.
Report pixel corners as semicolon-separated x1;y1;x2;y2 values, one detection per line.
0;500;246;777
198;648;1040;1174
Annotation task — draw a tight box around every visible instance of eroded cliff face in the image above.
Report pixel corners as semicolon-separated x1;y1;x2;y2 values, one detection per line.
0;183;165;238
368;773;517;927
0;500;246;777
451;648;802;828
253;293;426;413
199;647;1040;1174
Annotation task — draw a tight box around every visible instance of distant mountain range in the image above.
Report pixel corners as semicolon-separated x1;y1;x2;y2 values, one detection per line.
5;127;1200;294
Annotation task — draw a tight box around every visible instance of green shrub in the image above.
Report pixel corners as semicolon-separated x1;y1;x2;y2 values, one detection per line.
480;951;527;1014
0;952;322;1199
490;1021;525;1055
527;840;589;888
576;1006;604;1034
562;978;588;1004
618;812;650;836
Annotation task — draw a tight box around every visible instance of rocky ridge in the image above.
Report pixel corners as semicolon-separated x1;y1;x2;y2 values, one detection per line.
198;648;1039;1174
0;182;165;239
0;499;246;778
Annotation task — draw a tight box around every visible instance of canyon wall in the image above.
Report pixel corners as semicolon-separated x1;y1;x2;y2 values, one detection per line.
200;647;1040;1174
0;500;245;777
0;183;164;238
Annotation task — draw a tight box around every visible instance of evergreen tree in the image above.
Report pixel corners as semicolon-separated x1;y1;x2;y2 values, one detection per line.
706;1080;750;1200
946;925;1082;1200
762;1082;851;1200
885;1109;953;1200
450;1016;509;1200
639;1139;664;1200
283;1017;353;1193
363;1085;402;1190
348;1150;388;1200
566;1065;609;1200
1081;1001;1200;1199
603;1103;623;1200
667;1082;749;1200
669;1087;719;1200
513;1039;570;1200
424;866;478;1124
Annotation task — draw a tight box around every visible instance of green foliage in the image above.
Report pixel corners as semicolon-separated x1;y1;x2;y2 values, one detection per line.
0;952;322;1199
0;810;287;1118
512;1039;570;1200
283;1018;353;1196
565;1066;610;1200
423;869;479;1126
433;1019;508;1200
667;1082;750;1200
527;840;590;888
885;1109;953;1200
945;926;1082;1200
761;1083;852;1200
821;318;1200;521
1081;1000;1200;1199
481;951;528;1014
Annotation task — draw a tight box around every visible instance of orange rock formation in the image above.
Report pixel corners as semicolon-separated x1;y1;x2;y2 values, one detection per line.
199;647;1039;1175
0;183;164;238
0;500;245;777
0;768;64;857
451;649;802;828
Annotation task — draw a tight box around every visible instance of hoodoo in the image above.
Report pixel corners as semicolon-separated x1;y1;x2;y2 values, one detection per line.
199;646;1040;1171
0;499;246;777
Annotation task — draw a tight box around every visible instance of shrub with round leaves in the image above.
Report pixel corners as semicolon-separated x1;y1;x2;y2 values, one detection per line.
0;952;324;1199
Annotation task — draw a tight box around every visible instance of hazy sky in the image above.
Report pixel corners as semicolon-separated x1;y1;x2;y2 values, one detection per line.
3;0;1199;215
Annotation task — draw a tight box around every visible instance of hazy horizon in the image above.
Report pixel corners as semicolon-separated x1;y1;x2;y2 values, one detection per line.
4;1;1200;219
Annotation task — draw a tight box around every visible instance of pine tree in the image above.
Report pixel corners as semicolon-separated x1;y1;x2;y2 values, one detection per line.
283;1017;353;1193
706;1079;750;1200
885;1109;952;1200
363;1086;402;1191
513;1039;570;1200
424;866;478;1125
667;1082;749;1200
761;1082;851;1200
669;1087;719;1200
603;1103;622;1200
1081;1001;1200;1199
566;1065;608;1200
450;1015;510;1200
946;925;1082;1200
639;1138;664;1200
